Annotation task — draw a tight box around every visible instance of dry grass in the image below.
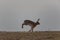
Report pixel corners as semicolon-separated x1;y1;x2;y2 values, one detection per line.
0;31;60;40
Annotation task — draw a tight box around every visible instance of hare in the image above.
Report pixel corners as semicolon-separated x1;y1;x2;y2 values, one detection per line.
22;19;40;32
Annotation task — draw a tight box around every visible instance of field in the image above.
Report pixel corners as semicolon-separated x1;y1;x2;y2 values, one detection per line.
0;31;60;40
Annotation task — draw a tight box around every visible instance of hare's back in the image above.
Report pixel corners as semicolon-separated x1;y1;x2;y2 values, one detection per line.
24;20;35;24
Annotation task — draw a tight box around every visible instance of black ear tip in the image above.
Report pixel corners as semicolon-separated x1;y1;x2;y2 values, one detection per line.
38;18;40;20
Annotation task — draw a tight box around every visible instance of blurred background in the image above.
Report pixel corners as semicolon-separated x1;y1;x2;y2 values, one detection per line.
0;0;60;32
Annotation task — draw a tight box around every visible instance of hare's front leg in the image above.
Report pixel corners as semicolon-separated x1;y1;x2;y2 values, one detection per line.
31;27;33;32
29;29;31;32
29;27;33;32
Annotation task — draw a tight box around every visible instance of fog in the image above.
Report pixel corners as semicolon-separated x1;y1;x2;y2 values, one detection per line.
0;0;60;32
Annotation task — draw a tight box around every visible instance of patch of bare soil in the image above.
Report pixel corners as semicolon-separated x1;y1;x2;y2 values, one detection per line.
0;31;60;40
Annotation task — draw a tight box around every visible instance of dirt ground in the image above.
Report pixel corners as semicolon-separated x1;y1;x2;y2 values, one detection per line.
0;31;60;40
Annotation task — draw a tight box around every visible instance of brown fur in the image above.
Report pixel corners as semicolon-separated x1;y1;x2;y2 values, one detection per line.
22;19;40;32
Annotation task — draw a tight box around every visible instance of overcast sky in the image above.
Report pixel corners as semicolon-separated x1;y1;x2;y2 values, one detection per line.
0;0;60;32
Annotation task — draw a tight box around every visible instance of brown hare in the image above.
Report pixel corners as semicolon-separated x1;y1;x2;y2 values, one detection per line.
22;19;40;32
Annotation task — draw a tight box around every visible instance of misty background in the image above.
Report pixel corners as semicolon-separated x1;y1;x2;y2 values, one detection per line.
0;0;60;32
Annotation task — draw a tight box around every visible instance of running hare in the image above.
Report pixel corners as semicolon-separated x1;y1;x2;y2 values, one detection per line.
22;19;40;32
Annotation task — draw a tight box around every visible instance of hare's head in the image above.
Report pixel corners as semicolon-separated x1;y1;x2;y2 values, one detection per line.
36;19;40;25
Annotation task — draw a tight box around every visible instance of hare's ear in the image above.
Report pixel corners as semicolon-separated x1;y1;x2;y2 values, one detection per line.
37;18;40;22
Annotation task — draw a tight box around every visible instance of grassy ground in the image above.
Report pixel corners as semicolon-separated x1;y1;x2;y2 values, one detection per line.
0;31;60;40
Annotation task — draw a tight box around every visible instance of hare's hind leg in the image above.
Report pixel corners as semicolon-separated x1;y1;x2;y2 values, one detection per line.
22;23;24;28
